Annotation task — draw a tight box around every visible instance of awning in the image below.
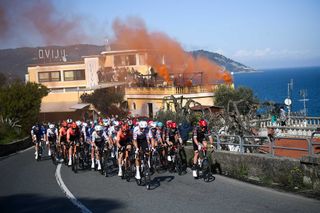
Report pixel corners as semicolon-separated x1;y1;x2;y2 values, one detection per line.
70;103;90;110
40;102;78;113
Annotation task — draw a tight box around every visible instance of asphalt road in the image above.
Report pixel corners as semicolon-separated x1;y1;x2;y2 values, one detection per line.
1;147;319;213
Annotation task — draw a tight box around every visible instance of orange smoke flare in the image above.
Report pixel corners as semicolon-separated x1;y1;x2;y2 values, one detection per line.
112;17;232;85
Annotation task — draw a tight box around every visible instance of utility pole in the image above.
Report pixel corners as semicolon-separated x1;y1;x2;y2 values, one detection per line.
287;79;293;124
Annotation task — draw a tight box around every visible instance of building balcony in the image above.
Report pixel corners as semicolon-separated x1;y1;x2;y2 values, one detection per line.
125;85;218;96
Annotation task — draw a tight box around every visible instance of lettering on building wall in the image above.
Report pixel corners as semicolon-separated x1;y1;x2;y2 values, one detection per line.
38;48;67;62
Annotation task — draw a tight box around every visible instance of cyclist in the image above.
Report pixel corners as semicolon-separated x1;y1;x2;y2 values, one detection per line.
47;123;59;160
165;121;182;172
116;123;132;177
31;123;46;160
192;119;213;178
66;122;81;166
58;121;68;163
133;121;150;180
91;125;108;170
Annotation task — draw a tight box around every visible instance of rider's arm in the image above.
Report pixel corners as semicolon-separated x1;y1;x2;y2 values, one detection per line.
116;131;121;148
133;131;138;150
66;129;71;143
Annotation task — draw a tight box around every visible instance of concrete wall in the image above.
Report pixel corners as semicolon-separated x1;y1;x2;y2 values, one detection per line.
183;146;320;192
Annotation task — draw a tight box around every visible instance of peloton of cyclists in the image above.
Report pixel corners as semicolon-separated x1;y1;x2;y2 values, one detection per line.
32;117;215;182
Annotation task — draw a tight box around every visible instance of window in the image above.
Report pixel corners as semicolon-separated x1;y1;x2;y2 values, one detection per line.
64;70;85;81
138;54;147;65
132;102;136;110
114;54;136;66
38;71;61;82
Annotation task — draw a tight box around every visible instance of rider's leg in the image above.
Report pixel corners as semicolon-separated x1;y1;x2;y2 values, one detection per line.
118;150;123;176
96;146;102;170
135;150;141;179
91;142;95;169
68;143;73;166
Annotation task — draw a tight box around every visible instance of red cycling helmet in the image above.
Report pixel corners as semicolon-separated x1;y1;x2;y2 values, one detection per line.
199;119;207;127
171;122;177;129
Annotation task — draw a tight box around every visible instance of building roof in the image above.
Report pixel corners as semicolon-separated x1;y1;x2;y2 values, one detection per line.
70;103;90;110
40;102;78;113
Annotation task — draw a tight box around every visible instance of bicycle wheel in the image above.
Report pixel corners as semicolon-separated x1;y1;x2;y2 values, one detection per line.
175;155;183;175
37;143;42;161
73;153;79;173
145;163;151;190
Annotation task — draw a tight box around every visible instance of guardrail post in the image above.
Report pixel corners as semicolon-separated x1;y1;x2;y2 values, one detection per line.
239;136;244;154
215;134;221;150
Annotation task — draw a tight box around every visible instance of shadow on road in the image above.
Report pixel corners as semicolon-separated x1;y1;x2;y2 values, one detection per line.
0;193;124;213
148;175;175;190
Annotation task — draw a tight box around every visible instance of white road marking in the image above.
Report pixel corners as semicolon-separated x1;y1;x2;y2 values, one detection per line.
55;164;92;213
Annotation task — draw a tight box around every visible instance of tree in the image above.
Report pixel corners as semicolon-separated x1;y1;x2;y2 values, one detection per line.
0;81;48;133
80;87;127;117
214;85;259;115
0;72;7;87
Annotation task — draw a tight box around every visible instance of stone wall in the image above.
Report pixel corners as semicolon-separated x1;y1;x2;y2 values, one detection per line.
0;137;32;157
184;146;320;192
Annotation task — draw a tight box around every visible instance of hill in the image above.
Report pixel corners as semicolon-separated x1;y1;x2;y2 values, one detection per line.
191;50;255;73
0;44;254;80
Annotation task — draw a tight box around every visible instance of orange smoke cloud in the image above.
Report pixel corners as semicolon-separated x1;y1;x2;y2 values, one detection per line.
0;0;88;46
111;17;233;85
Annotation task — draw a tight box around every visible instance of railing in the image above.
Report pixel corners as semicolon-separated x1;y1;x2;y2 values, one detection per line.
257;116;320;128
210;131;320;158
125;85;216;95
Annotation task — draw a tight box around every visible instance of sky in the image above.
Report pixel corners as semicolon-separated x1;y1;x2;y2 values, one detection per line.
0;0;319;69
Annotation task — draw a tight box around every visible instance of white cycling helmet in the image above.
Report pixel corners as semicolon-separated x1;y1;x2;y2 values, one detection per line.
82;122;88;127
66;118;73;123
95;125;103;132
139;121;148;129
76;120;82;126
49;124;55;129
113;121;119;126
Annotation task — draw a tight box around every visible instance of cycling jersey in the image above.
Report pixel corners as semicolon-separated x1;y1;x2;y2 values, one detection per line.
67;127;80;144
59;127;68;143
133;128;150;151
92;131;108;148
117;129;131;147
192;126;211;151
167;128;180;144
47;128;58;142
31;125;45;142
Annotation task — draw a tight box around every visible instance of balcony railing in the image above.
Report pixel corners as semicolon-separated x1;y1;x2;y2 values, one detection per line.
125;85;217;95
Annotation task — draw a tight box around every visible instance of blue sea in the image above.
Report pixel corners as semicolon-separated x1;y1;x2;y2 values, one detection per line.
233;67;320;117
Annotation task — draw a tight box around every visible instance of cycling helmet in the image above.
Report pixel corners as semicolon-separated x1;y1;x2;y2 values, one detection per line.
139;121;148;129
82;122;88;127
113;121;119;126
67;118;73;124
166;120;172;127
199;119;207;127
76;120;82;126
150;121;157;129
49;124;55;129
95;125;103;131
71;122;77;129
156;121;164;128
171;122;177;129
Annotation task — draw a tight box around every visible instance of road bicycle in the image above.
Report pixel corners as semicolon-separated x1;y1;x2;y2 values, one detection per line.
196;145;215;182
136;149;152;190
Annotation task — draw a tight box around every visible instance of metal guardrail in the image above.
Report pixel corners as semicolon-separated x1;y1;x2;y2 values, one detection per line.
209;132;320;158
